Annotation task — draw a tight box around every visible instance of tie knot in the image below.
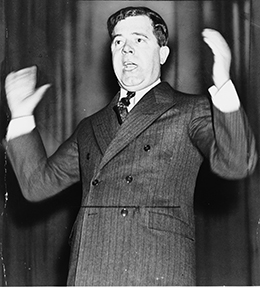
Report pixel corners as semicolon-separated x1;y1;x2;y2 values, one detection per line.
121;91;136;106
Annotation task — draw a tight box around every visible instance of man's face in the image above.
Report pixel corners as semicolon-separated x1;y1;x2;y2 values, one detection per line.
111;15;169;91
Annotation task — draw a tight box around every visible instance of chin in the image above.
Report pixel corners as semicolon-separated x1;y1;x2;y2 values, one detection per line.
121;81;146;91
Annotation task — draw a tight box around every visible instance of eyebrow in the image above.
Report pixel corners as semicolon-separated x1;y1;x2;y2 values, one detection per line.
133;32;149;39
112;32;149;41
111;34;122;42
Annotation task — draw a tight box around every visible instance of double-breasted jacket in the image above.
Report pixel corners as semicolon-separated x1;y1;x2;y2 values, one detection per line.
6;82;257;285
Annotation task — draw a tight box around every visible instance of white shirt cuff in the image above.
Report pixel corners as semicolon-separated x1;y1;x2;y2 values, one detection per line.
6;116;36;141
208;80;240;113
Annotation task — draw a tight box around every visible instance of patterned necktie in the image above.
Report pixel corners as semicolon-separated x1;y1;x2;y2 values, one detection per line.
113;91;136;124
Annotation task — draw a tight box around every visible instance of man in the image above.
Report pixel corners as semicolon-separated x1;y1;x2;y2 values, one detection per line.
4;6;257;286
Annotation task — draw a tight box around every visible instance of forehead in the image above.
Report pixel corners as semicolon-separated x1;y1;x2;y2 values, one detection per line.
113;15;154;36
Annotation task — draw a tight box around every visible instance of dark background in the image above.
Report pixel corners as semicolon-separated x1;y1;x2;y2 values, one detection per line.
0;0;260;285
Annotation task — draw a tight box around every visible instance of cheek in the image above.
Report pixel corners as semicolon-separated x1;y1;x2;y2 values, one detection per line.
151;52;161;71
142;48;159;67
143;56;159;75
112;55;121;75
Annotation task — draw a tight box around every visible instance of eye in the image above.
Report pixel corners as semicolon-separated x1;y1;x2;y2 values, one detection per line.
113;37;124;48
137;38;144;43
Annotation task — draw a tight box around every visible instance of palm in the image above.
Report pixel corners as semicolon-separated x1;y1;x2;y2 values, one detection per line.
5;66;50;118
202;28;231;89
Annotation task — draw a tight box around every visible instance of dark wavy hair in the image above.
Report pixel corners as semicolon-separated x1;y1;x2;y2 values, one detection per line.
107;6;169;47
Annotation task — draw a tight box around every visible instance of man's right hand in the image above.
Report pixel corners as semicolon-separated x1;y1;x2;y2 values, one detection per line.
5;66;51;119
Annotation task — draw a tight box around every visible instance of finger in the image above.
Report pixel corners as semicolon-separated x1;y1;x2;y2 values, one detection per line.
202;36;231;60
6;66;37;88
13;67;37;87
18;84;51;114
29;84;51;104
202;37;225;59
202;29;230;51
5;72;16;87
202;28;224;41
5;68;37;97
14;66;37;78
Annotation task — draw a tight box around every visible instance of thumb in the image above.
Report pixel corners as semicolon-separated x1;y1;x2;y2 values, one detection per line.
30;84;51;106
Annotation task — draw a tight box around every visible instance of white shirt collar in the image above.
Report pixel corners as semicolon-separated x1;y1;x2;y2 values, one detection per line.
119;79;161;111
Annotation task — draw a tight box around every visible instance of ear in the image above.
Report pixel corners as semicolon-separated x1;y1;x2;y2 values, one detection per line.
159;46;170;65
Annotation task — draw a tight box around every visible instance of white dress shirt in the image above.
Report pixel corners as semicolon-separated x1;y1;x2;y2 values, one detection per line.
119;79;161;112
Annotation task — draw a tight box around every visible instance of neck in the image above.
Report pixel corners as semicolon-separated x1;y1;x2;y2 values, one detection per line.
119;79;161;111
120;79;161;95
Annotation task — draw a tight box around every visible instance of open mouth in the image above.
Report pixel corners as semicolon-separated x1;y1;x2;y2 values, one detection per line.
123;62;138;71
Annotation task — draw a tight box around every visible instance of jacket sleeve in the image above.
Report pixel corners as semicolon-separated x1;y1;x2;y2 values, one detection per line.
189;96;257;179
4;127;80;201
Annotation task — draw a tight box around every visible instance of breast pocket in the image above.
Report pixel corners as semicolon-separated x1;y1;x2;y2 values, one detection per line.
148;211;195;241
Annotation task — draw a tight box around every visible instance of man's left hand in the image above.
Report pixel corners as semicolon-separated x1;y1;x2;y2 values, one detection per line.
202;28;231;90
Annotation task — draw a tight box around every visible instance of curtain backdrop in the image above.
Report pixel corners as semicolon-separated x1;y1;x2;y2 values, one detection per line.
0;0;259;285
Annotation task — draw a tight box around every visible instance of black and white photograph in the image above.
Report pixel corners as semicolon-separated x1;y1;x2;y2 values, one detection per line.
0;0;260;285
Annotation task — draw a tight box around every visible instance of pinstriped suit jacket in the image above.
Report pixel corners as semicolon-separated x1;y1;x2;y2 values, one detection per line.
6;82;257;286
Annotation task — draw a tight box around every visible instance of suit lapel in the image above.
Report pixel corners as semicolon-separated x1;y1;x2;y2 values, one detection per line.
91;92;120;155
97;82;178;170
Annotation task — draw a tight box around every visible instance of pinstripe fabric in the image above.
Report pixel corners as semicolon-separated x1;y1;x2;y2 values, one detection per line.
5;82;257;285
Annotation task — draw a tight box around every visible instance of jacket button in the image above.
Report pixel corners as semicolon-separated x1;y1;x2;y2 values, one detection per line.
92;179;99;186
144;144;151;152
121;208;128;217
125;175;133;183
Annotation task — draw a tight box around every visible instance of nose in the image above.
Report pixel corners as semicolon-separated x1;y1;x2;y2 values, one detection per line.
122;41;134;54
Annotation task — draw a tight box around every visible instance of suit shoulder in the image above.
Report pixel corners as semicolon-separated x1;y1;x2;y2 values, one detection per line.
160;82;210;105
76;102;109;128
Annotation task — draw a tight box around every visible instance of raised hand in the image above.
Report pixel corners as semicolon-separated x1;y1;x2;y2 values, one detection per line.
202;28;231;90
5;66;50;119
